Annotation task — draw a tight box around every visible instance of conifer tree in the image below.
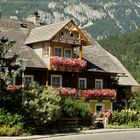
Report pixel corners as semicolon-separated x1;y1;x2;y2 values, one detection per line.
0;37;19;87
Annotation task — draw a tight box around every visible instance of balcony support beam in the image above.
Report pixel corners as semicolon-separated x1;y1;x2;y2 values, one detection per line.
79;46;82;60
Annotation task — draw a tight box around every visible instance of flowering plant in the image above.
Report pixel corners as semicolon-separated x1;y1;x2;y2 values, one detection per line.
50;56;87;69
82;89;116;99
6;84;21;93
59;87;77;96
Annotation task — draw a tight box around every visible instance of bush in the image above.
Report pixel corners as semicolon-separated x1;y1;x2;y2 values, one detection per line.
24;85;61;127
61;96;89;118
0;108;24;127
111;109;140;125
0;125;23;136
129;91;140;110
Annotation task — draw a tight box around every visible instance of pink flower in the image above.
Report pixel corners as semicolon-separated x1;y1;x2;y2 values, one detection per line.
50;56;87;70
59;87;77;96
81;89;116;99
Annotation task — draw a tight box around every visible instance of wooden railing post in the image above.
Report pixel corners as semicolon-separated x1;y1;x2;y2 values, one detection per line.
79;46;82;60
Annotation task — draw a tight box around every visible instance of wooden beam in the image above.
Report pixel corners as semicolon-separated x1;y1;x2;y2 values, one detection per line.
71;19;91;45
79;46;82;60
50;42;53;57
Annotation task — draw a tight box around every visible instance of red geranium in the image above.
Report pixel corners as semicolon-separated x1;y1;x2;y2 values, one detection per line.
59;87;77;96
50;56;87;70
81;89;116;99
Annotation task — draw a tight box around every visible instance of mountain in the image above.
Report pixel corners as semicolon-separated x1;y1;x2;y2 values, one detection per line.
1;0;140;39
99;29;140;84
0;0;139;83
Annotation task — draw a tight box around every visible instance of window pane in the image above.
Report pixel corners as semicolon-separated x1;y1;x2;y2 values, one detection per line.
96;105;103;112
54;48;62;57
95;79;103;89
64;49;71;58
25;76;33;86
79;78;87;89
52;76;61;87
43;47;49;56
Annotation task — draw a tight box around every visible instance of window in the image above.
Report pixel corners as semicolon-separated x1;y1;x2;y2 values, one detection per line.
64;49;72;58
95;103;104;112
54;47;62;57
79;78;87;89
25;75;34;86
51;75;62;87
43;46;49;57
121;99;128;108
95;79;103;89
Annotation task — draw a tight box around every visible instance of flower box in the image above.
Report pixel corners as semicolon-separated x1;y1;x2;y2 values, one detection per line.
81;89;116;100
50;56;87;71
53;87;78;96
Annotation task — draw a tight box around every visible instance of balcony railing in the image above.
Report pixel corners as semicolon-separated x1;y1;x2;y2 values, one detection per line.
50;56;87;71
53;87;116;100
53;38;81;45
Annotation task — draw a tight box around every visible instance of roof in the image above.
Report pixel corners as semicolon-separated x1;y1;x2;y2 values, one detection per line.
83;43;124;74
0;19;46;68
106;52;140;86
25;19;90;45
82;40;139;86
0;18;139;87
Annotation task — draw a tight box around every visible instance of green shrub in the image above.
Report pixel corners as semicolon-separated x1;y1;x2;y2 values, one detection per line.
0;108;24;127
0;125;23;136
61;96;89;118
129;91;140;110
24;86;61;127
111;109;140;125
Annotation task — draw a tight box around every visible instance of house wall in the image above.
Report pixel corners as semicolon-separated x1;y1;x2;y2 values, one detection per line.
53;28;81;45
16;68;48;86
33;42;50;67
47;71;112;89
78;72;112;89
89;99;112;113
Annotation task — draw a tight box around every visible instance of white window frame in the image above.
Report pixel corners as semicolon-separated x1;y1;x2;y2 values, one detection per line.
42;46;49;57
54;47;62;57
25;75;34;86
95;79;103;89
79;78;87;89
51;74;62;87
95;103;104;112
64;48;72;58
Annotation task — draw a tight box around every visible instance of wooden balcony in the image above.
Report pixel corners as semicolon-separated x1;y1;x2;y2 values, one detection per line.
50;56;87;72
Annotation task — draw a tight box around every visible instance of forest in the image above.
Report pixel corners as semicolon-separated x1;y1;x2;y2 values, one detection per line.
99;29;140;84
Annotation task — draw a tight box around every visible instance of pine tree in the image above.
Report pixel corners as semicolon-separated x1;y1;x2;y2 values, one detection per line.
0;37;20;87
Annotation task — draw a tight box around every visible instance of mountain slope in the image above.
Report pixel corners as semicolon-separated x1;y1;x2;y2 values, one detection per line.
1;0;140;39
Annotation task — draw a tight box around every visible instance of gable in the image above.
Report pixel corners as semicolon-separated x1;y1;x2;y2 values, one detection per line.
25;19;90;45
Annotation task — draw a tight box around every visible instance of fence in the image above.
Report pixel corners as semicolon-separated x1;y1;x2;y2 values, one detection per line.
55;118;92;128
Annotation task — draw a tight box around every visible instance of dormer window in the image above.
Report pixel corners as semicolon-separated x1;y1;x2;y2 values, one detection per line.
54;47;62;57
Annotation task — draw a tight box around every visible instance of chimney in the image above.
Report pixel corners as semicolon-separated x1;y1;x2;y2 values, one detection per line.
34;11;41;26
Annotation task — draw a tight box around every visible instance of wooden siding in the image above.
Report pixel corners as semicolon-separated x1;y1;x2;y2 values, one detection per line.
52;28;82;45
48;71;113;89
15;67;115;90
